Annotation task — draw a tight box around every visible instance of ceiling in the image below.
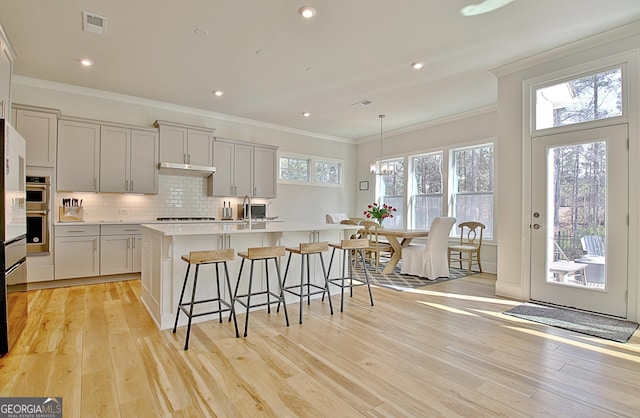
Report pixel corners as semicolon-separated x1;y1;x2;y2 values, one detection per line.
3;0;640;140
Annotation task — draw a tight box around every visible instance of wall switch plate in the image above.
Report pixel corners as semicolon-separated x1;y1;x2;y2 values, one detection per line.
119;208;129;214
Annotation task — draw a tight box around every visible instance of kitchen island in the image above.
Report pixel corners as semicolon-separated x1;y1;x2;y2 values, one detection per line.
140;221;357;330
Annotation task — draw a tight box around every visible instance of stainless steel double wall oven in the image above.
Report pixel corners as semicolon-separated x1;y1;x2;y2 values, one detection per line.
26;175;50;254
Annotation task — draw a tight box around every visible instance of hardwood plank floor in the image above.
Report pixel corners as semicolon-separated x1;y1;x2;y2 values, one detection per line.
1;274;639;417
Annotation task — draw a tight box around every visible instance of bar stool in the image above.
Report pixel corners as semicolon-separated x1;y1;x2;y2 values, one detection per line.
173;248;239;350
279;241;334;324
325;238;374;312
231;246;290;337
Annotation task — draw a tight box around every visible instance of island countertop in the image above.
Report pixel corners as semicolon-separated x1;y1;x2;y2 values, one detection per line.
140;221;355;236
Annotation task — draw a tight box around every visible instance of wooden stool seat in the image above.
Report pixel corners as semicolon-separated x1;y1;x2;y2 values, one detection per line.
173;248;239;349
325;238;374;312
232;246;289;337
280;242;333;324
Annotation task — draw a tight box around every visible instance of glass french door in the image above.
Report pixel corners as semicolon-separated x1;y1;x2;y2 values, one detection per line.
530;124;628;318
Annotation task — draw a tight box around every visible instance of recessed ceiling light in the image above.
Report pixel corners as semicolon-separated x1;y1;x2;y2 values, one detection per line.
461;0;515;16
256;49;269;57
193;28;209;36
411;61;425;70
305;66;318;73
302;112;311;117
213;90;224;97
299;6;316;19
80;58;93;67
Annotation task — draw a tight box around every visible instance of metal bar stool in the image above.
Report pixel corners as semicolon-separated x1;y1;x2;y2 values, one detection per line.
231;246;290;337
173;248;239;350
325;238;374;312
278;241;334;324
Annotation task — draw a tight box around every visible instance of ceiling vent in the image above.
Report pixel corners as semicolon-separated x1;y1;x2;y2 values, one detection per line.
82;12;107;35
351;100;374;108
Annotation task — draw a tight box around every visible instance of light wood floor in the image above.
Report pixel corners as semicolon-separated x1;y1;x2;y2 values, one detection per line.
1;274;639;417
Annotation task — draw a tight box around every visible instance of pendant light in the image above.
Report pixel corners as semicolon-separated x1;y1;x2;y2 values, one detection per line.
370;114;394;175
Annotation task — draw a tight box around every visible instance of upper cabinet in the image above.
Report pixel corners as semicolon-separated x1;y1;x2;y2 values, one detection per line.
154;120;215;166
0;24;15;119
57;118;100;192
13;105;60;168
100;125;158;194
58;117;158;193
209;139;277;198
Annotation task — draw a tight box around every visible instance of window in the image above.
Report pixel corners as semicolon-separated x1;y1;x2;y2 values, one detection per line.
279;157;309;182
315;160;341;184
535;67;623;131
451;144;494;238
378;158;404;229
411;152;443;230
279;154;343;186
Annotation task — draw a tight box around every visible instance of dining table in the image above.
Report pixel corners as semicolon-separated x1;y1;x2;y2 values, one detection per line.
374;228;430;274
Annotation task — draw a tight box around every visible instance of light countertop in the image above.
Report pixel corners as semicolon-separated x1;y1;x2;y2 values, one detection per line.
140;221;355;236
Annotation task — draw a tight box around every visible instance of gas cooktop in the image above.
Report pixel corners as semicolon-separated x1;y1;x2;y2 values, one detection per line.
156;217;216;221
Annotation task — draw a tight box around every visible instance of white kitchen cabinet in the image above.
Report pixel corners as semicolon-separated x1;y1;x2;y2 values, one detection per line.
155;120;214;167
100;125;158;194
0;25;14;119
253;145;277;198
54;225;100;279
13;105;59;168
57;118;100;191
100;224;142;275
209;139;277;198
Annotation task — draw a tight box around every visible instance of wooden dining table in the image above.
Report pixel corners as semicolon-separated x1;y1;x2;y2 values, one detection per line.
373;228;430;274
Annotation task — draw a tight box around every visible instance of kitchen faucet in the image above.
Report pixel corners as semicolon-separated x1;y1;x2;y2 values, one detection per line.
242;194;252;228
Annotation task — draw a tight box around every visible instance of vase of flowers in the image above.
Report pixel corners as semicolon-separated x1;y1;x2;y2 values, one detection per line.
363;202;397;226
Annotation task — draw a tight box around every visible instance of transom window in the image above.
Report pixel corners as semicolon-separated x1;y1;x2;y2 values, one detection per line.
535;67;623;131
279;154;343;186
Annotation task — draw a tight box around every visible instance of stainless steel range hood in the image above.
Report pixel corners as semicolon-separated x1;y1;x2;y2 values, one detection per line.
158;162;216;177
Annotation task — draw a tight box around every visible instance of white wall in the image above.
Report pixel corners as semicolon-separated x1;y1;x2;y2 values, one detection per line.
493;21;640;320
12;79;357;224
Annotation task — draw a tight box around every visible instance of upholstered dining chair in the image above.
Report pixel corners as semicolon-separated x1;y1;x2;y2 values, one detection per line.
400;217;456;280
360;220;393;273
448;221;485;273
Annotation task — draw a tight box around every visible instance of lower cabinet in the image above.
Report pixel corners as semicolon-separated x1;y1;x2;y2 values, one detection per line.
100;225;142;275
54;225;100;279
54;223;141;280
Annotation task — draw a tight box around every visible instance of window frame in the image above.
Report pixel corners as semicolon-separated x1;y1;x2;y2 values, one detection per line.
278;152;344;187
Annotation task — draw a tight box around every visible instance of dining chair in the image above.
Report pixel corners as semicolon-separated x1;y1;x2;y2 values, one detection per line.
448;221;485;273
400;217;456;280
360;220;393;273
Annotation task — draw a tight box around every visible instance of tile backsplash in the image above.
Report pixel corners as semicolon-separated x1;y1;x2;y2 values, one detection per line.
57;175;224;221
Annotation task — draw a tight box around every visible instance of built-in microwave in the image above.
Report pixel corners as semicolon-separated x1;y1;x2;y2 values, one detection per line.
25;176;50;254
237;203;267;219
26;176;50;211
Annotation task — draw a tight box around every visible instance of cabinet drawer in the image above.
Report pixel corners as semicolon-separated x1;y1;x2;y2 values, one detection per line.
101;224;142;236
55;224;100;237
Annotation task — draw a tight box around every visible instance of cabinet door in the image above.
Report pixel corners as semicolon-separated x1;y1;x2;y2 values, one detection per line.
100;125;130;192
100;234;132;275
16;109;57;167
130;129;159;194
57;120;100;191
54;236;100;279
132;235;142;273
234;143;254;197
253;146;277;198
187;129;213;166
211;140;234;196
158;125;187;164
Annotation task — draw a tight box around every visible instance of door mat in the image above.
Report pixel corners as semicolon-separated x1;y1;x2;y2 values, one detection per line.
350;264;471;291
504;302;639;343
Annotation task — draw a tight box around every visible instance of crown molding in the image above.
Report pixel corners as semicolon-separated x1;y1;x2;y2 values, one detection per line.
12;75;353;144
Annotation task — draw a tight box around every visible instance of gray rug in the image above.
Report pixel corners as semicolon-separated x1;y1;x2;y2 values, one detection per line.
504;302;639;343
350;264;472;291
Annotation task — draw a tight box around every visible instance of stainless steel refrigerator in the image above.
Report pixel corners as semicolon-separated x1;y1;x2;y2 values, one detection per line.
0;118;27;356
